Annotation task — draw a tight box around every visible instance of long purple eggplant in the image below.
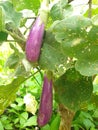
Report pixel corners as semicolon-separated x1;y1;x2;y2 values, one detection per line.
37;74;53;127
25;16;44;62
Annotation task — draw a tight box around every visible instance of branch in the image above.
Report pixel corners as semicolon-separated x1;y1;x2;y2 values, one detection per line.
68;0;74;3
4;23;26;51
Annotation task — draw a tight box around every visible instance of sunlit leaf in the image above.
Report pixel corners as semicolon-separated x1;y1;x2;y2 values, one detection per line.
12;0;40;14
24;116;37;126
51;15;98;76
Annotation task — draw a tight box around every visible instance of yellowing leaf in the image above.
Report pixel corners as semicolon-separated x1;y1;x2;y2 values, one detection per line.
24;93;38;115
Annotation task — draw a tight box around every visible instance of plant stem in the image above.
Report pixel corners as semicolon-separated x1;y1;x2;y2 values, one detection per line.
88;0;92;18
4;28;26;51
59;104;75;130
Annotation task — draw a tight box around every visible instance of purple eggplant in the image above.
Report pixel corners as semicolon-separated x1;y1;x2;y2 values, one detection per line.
37;75;53;127
25;16;44;62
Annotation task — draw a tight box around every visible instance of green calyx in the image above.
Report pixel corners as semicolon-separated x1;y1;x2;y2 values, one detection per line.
38;0;50;25
45;70;53;80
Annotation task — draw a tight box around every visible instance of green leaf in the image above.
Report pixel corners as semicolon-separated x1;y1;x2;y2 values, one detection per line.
50;1;72;21
0;76;26;114
24;116;37;127
12;0;40;14
75;26;98;76
5;53;19;69
92;14;98;25
54;68;93;111
52;15;91;44
0;121;4;130
50;115;60;130
20;112;28;126
84;7;98;17
4;124;13;130
41;124;50;130
0;31;8;44
83;119;95;129
21;112;28;120
0;1;22;27
14;64;27;77
39;31;69;76
93;109;98;118
52;15;98;76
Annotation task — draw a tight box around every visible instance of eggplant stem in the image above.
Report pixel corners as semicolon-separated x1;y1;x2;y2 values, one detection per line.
59;104;75;130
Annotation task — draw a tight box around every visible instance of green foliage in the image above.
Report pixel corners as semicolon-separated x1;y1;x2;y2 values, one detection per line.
51;15;98;76
72;111;95;129
84;7;98;17
0;73;60;130
0;75;39;129
54;68;93;110
0;1;22;28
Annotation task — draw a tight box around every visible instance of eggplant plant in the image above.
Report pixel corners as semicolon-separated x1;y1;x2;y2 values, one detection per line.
0;0;98;130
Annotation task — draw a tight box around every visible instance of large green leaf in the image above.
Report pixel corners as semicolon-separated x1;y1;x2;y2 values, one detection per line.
52;15;98;76
39;31;70;76
52;15;91;44
75;26;98;76
54;68;93;111
0;1;22;27
12;0;40;14
0;76;26;114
